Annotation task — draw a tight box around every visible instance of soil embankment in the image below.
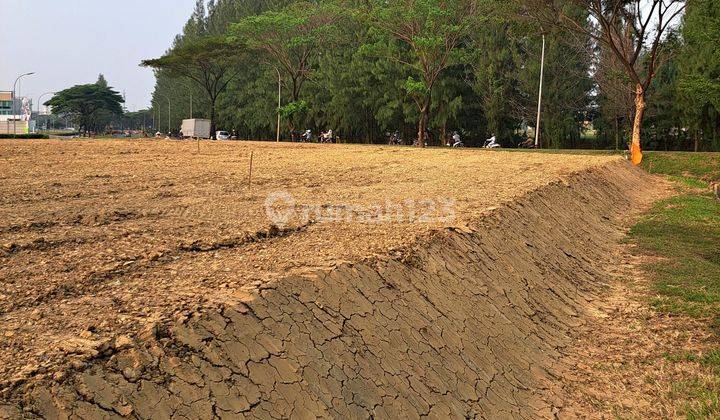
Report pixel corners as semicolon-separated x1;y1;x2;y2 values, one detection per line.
0;140;620;384
1;160;659;419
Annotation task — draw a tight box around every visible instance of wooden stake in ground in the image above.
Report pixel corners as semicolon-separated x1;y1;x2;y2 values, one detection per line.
197;137;200;153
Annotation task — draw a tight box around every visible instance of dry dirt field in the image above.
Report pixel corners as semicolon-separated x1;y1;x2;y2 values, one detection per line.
0;139;620;388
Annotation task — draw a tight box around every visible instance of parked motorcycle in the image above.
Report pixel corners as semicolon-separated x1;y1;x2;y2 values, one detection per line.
387;131;403;146
451;131;464;148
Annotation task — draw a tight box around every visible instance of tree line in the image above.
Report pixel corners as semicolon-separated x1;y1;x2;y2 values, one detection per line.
49;0;718;153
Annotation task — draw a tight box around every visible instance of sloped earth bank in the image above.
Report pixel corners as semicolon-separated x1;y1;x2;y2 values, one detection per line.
1;162;660;419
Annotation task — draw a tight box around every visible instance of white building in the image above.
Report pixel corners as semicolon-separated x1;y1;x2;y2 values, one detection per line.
0;91;33;134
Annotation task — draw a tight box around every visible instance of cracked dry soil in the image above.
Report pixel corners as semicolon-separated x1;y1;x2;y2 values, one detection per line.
0;140;660;418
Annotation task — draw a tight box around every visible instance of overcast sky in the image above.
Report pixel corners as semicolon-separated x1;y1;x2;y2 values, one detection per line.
0;0;195;110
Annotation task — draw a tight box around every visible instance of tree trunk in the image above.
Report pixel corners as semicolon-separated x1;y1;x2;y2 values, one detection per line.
694;130;700;152
630;84;645;165
209;99;217;140
417;109;426;147
417;96;430;148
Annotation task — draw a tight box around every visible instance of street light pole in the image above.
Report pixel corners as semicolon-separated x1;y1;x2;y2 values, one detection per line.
188;79;193;118
275;68;281;142
534;34;546;149
37;91;55;132
12;72;35;137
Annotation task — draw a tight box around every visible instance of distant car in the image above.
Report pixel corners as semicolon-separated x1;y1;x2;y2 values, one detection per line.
216;131;230;140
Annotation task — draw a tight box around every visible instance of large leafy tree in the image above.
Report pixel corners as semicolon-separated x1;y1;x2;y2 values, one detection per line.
521;0;686;164
229;1;340;137
364;0;483;147
45;81;124;135
467;21;522;144
430;69;466;145
90;74;120;132
142;36;243;137
150;0;294;139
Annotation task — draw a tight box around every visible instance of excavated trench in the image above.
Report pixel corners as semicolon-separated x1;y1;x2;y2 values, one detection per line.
1;161;658;419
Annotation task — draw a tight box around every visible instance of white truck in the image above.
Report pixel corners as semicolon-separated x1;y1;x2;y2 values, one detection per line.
181;119;211;139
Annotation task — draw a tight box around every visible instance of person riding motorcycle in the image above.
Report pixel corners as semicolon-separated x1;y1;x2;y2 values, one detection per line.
302;129;312;142
321;129;334;143
483;135;500;149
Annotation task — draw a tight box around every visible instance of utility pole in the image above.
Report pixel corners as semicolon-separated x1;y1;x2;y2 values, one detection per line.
12;72;35;138
534;34;546;149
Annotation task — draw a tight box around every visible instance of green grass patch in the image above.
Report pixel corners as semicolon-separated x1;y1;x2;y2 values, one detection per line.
643;152;720;183
667;175;710;189
702;349;720;372
665;351;699;363
634;152;720;416
663;349;720;418
664;349;720;372
631;192;720;322
670;378;720;419
633;152;720;324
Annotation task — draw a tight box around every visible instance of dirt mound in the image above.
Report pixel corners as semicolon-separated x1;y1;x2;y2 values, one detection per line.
0;161;658;418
